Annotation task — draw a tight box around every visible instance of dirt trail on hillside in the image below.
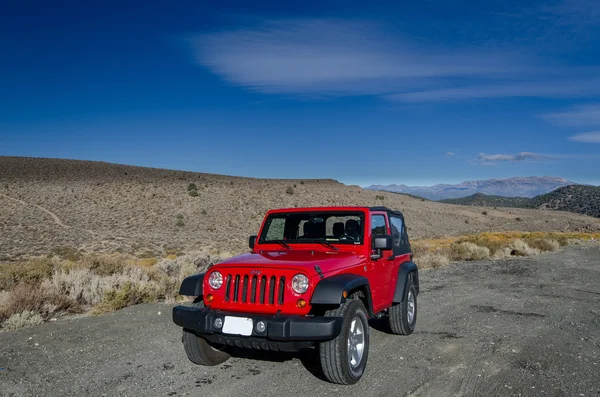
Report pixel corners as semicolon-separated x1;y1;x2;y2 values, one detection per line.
0;193;71;229
1;244;599;397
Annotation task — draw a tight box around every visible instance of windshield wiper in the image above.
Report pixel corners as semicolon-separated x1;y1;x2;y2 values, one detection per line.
273;241;291;249
313;241;339;251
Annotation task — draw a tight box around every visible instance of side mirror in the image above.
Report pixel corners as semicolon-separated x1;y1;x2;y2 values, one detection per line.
249;235;257;250
373;235;393;250
371;235;393;260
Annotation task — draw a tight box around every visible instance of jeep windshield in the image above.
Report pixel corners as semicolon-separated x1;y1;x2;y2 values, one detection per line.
258;211;365;245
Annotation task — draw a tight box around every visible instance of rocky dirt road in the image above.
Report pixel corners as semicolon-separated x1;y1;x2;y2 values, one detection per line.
1;244;599;397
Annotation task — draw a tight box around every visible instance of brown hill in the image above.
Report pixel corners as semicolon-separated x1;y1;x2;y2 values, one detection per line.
1;156;599;261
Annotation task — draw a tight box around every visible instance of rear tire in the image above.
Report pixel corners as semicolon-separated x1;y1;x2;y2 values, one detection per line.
182;300;230;366
388;274;417;335
319;299;370;384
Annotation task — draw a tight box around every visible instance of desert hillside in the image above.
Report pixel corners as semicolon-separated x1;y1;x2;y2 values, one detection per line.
440;185;600;218
1;156;599;261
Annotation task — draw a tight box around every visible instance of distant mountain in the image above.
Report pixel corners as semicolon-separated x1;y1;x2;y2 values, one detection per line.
440;185;600;218
366;177;575;201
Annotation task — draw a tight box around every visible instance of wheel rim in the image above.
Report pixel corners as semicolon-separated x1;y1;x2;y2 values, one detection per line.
407;291;415;324
347;317;365;368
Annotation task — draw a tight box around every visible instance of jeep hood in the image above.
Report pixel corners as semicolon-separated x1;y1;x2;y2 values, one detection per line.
215;250;367;276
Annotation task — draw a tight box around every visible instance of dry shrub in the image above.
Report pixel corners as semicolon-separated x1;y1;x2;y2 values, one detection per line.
529;239;560;252
78;254;127;276
2;310;44;331
0;283;80;323
51;246;82;261
491;247;513;260
92;282;158;315
0;257;54;290
455;235;506;255
451;242;490;261
416;252;450;269
509;239;540;256
44;266;151;306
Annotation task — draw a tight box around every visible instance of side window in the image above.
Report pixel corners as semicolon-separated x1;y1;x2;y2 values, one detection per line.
371;215;387;237
390;216;410;255
389;216;403;249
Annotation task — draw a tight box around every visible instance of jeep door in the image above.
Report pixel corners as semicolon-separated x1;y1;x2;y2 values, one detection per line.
386;213;413;302
369;212;393;312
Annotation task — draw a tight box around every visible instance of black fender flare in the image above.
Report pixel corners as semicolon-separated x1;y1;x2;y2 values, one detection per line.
310;274;374;316
392;262;419;303
179;273;204;297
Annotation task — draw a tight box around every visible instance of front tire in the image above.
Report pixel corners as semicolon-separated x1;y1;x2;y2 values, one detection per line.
388;274;417;335
319;299;370;384
182;300;230;366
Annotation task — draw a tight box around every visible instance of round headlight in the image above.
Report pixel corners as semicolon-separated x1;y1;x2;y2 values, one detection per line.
208;271;223;289
292;274;309;294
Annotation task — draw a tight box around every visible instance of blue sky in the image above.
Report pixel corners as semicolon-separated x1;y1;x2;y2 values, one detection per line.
1;0;600;186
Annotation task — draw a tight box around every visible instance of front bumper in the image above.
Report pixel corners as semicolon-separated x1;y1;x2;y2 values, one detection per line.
173;305;343;351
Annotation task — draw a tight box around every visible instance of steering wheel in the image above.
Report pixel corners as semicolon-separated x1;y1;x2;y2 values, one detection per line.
339;235;357;242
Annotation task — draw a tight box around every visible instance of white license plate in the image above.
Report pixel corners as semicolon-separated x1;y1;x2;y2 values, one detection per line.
222;316;253;336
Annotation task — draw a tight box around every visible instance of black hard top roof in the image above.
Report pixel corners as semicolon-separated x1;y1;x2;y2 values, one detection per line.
368;206;405;216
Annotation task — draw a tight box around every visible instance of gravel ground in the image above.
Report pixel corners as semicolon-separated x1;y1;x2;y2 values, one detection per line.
1;244;600;397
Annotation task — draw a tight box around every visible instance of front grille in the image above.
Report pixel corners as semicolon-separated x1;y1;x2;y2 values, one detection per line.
224;273;286;305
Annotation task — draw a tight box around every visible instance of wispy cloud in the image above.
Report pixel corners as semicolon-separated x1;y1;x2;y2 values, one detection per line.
445;152;456;157
187;19;532;96
187;16;600;101
540;104;600;126
568;131;600;143
476;152;549;163
388;80;600;102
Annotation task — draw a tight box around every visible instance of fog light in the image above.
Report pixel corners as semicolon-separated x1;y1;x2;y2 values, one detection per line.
205;294;214;303
214;318;223;329
256;321;266;333
296;299;307;308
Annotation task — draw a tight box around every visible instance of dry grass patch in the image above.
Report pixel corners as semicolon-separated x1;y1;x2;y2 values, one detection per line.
1;249;230;330
413;231;599;268
0;258;55;290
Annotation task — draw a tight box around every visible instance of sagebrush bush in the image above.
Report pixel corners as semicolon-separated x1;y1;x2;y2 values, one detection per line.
451;242;490;261
2;310;44;331
0;282;80;323
92;282;157;315
529;239;560;252
188;189;198;197
44;266;151;306
187;183;197;191
509;239;540;256
491;247;513;260
416;252;450;269
285;186;294;195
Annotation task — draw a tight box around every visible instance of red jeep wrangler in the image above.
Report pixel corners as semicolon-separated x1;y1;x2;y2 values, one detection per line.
172;206;419;384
